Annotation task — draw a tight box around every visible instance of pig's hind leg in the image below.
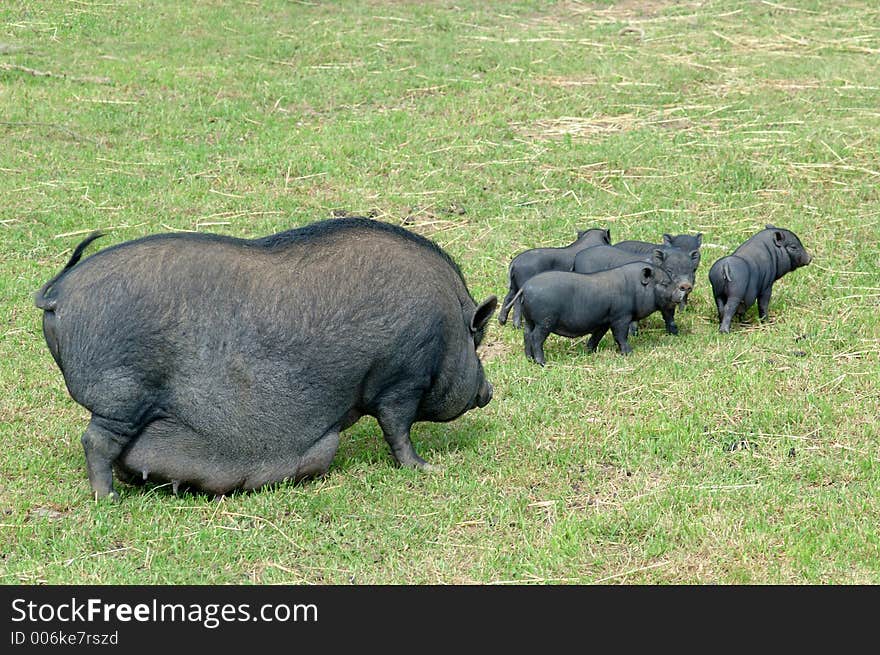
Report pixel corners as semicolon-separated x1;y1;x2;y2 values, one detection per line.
80;415;135;501
718;298;742;333
586;326;609;352
715;295;726;323
511;296;524;329
523;318;536;361
524;320;550;366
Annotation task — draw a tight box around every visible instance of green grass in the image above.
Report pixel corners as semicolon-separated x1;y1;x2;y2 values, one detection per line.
1;0;878;584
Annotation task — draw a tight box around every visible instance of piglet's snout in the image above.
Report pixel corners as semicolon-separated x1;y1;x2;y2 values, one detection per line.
675;281;693;303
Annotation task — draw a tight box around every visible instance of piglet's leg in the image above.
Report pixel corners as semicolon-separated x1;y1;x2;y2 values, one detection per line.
523;319;536;362
528;325;550;366
611;321;633;355
715;296;725;323
522;317;550;366
661;306;678;335
757;287;772;320
586;326;609;352
719;297;741;333
511;299;523;329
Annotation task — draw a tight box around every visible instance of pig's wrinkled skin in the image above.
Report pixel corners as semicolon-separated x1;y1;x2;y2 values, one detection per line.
572;245;697;335
511;262;688;365
35;218;497;500
498;228;610;327
708;225;812;333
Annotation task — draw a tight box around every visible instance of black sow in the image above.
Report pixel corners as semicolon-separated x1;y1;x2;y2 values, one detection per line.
35;218;497;500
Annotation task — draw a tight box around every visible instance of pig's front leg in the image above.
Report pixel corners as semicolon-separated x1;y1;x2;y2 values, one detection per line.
757;286;773;320
611;320;633;355
661;306;678;335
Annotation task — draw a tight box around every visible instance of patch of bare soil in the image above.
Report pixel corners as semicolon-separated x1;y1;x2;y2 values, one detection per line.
478;337;513;363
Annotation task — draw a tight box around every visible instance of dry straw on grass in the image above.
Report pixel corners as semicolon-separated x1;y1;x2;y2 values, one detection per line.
515;108;721;141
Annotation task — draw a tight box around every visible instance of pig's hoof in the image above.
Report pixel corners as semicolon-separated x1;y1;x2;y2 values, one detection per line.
403;460;438;473
93;490;120;504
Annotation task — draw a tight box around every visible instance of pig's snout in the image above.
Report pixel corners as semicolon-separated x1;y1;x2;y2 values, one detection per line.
803;251;813;266
674;281;693;303
474;380;493;408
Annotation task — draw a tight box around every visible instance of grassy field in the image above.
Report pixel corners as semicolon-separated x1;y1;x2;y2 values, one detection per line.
1;0;878;584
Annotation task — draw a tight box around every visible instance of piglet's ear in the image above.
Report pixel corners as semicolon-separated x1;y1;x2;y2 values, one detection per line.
694;233;703;247
577;229;587;238
662;234;674;246
640;267;653;286
471;296;498;332
773;230;786;247
652;248;666;264
603;228;611;244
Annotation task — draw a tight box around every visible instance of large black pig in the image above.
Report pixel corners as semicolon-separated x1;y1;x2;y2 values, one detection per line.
511;262;688;365
498;227;610;327
708;225;811;333
35;218;497;500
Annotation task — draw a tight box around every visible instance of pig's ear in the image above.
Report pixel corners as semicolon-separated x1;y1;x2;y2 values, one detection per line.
640;267;653;285
773;230;786;247
662;234;674;246
694;233;703;247
603;228;611;244
577;229;587;239
471;296;498;332
652;248;666;264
